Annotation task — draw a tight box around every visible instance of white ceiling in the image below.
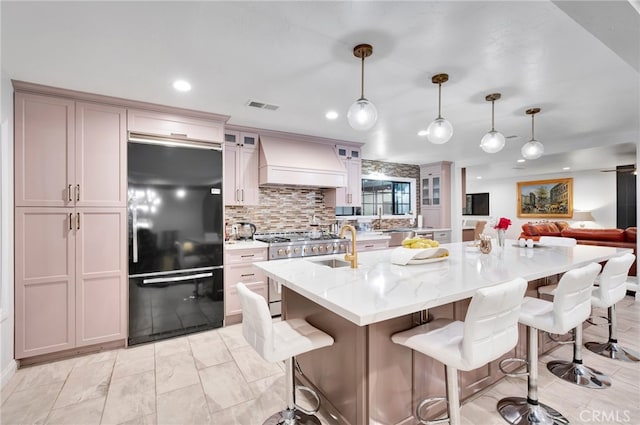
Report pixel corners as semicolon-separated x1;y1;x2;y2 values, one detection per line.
2;1;638;180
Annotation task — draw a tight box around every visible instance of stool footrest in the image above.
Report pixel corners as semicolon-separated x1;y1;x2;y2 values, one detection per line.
498;357;529;377
586;315;610;326
547;332;574;345
294;385;321;415
416;397;449;425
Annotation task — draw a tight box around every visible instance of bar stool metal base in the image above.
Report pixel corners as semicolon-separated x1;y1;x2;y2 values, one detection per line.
546;361;611;389
262;408;322;425
585;341;640;363
497;397;568;425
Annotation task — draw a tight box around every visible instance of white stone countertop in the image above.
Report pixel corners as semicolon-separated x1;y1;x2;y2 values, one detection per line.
253;241;631;326
343;232;392;241
224;240;269;250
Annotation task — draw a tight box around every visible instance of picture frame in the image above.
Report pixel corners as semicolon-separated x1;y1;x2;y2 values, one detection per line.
517;178;573;218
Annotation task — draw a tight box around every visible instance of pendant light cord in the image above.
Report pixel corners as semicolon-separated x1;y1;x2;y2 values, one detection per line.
491;100;495;131
437;83;442;119
531;113;535;139
360;54;365;99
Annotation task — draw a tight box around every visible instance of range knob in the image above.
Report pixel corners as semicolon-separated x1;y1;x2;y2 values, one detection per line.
339;244;345;251
277;248;285;256
293;247;300;255
304;247;309;254
319;245;324;252
312;246;319;253
285;248;291;255
326;244;333;252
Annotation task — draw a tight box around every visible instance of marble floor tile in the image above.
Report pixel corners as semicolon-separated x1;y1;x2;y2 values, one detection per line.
156;383;211;425
189;336;233;370
46;395;106;425
217;324;249;350
54;359;114;409
116;414;157;425
199;361;255;413
15;357;76;391
1;382;63;425
154;336;191;358
101;371;155;425
155;351;200;395
72;349;118;368
115;343;154;363
230;345;283;383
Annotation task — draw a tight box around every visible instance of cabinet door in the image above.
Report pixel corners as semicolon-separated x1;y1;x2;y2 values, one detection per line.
431;176;441;206
15;208;75;358
75;102;127;207
224;142;240;206
127;109;224;143
15;93;75;207
421;177;430;206
225;279;267;317
75;208;127;346
347;159;362;206
237;142;260;205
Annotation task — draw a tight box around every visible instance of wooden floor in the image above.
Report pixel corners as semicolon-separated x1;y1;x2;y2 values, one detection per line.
1;295;638;425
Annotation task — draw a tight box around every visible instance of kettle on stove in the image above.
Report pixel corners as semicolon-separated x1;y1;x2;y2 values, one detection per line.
235;222;257;240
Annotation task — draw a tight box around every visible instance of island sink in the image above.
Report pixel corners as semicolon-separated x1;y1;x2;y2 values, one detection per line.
307;258;351;268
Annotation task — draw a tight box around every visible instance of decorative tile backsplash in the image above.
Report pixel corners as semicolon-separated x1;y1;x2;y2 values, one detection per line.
224;159;421;234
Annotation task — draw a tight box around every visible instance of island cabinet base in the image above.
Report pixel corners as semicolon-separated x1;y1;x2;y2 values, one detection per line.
284;281;557;425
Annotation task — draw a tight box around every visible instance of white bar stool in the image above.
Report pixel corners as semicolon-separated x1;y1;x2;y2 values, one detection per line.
392;277;528;425
236;282;334;425
585;253;638;362
498;262;603;425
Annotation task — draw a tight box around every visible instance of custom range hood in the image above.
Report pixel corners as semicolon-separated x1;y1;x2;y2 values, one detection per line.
259;136;347;188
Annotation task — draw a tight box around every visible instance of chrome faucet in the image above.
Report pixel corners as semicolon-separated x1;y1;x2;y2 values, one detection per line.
339;224;358;269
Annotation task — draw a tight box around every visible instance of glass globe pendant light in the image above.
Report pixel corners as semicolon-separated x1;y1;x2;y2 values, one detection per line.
521;108;544;160
347;44;377;131
426;73;453;144
480;93;506;153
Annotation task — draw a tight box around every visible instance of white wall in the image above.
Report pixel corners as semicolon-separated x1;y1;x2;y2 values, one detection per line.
460;169;618;240
1;70;16;387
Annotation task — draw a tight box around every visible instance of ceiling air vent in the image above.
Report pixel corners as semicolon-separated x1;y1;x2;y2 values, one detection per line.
247;100;279;111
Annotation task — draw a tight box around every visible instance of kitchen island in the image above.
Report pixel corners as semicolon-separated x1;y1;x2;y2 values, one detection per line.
253;242;630;425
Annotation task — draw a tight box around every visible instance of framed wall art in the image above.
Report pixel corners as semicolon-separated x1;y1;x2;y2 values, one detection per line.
517;178;573;218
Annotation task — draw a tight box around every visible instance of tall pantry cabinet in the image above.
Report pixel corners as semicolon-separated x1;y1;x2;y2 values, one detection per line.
14;90;127;359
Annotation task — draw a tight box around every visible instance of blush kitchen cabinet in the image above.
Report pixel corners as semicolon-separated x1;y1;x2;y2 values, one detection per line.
420;162;451;229
14;88;128;360
223;246;268;323
14;207;127;359
325;145;362;207
356;238;389;252
14;93;127;208
127;108;224;143
224;131;260;206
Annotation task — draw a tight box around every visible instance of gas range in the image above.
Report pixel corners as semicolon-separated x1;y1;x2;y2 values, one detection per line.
254;231;347;260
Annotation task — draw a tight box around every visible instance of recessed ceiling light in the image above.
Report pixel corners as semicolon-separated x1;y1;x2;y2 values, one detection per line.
325;110;339;120
172;80;191;92
476;176;483;179
417;130;428;136
563;167;571;171
517;159;526;163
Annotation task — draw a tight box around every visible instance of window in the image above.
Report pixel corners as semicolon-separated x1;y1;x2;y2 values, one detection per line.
336;175;416;218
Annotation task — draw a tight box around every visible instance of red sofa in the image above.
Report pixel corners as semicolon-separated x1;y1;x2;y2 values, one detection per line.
519;222;637;276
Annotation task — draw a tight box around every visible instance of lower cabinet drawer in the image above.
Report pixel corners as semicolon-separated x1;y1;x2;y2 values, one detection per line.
357;240;390;252
225;281;267;317
433;231;451;244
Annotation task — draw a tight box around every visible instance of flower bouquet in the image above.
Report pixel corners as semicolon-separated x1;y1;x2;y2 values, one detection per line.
494;217;511;247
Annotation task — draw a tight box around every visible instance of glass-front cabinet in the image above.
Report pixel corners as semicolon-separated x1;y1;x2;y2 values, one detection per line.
420;162;451;228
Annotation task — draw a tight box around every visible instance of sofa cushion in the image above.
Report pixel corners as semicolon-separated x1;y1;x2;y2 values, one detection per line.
561;228;625;242
522;222;560;237
554;221;570;232
625;227;637;242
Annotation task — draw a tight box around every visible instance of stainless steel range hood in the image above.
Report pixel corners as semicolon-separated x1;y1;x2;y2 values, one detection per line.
259;136;347;188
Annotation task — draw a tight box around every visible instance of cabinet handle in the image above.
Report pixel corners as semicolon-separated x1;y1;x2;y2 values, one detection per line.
241;273;255;277
364;244;374;248
240;254;255;258
69;213;73;230
236;189;240;202
170;132;188;137
76;184;80;202
241;189;244;202
77;212;80;230
68;184;72;202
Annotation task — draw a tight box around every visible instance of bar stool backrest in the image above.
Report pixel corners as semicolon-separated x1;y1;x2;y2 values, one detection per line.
539;236;577;246
596;253;636;307
236;282;274;360
552;262;601;333
462;278;527;368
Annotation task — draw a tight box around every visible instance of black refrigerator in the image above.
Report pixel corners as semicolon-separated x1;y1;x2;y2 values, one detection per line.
127;141;224;345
